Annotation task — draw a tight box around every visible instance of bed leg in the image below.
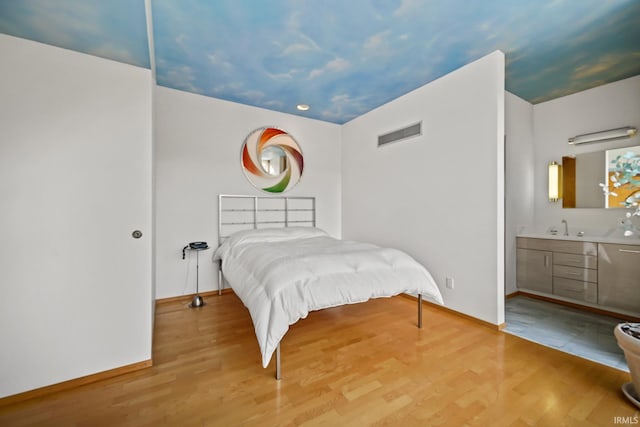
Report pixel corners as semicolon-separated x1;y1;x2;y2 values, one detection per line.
218;261;222;296
418;294;423;328
275;343;282;380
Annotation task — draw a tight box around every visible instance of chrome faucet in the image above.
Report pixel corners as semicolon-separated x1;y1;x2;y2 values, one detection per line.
561;219;568;236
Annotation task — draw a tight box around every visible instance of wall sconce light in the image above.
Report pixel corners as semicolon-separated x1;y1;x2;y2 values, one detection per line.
548;161;562;202
568;126;637;145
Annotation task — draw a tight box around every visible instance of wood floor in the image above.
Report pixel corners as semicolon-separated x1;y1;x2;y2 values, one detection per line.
0;293;636;426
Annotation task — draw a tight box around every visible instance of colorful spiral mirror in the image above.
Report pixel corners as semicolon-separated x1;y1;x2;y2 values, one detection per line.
241;127;304;193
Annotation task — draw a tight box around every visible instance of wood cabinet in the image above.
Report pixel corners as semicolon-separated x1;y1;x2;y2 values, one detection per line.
598;243;640;313
517;237;598;304
516;248;552;293
516;237;639;317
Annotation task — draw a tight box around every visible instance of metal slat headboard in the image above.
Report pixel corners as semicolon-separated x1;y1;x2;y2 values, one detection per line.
218;194;316;245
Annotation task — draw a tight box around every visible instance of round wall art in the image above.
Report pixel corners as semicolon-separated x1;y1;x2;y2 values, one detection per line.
241;127;304;193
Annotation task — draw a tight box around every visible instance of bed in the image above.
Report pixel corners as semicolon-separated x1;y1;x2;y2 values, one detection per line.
213;194;444;379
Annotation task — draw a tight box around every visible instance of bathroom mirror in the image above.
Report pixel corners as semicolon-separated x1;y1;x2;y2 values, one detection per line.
241;127;304;193
563;144;640;208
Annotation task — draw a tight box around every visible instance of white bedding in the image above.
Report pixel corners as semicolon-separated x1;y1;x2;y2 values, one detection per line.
213;227;444;368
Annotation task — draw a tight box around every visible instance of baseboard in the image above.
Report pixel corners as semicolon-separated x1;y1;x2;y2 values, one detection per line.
0;359;152;407
401;294;505;331
506;290;521;299
155;288;233;306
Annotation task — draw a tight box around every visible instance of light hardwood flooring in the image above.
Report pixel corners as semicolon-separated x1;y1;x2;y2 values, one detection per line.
0;294;637;426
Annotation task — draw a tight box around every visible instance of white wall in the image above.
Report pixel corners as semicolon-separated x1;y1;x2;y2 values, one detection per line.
154;87;342;299
533;75;640;233
0;35;153;398
342;51;505;325
505;92;534;295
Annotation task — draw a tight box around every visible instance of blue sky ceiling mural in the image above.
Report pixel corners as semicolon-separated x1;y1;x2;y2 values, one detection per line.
1;0;639;124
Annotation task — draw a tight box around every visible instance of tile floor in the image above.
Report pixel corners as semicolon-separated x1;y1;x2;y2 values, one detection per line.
504;295;629;372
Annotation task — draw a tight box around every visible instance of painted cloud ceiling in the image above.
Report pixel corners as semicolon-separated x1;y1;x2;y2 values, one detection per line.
1;0;639;124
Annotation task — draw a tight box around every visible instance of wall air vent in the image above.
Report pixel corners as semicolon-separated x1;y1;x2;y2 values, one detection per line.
377;121;422;147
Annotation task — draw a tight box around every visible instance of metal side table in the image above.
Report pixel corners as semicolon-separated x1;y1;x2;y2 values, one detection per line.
185;245;210;308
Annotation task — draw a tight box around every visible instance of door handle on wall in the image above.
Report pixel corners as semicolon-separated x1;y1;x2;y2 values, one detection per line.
132;230;143;239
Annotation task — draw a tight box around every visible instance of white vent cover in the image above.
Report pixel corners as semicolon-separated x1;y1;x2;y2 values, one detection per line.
378;122;422;147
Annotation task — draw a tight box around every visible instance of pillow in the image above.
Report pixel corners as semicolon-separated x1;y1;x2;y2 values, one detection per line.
214;227;327;260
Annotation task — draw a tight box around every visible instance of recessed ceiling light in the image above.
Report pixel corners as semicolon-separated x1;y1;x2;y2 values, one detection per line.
296;104;310;111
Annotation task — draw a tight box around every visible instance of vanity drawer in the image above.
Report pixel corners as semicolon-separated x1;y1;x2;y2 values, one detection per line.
553;253;597;269
553;277;597;304
517;237;552;251
517;237;597;256
553;264;597;283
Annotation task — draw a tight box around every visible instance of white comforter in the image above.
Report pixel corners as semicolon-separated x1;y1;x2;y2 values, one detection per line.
213;227;444;368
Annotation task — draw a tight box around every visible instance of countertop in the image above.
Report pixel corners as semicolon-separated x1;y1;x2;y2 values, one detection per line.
516;230;640;246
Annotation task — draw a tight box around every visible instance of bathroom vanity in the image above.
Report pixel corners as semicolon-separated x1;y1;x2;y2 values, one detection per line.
516;234;640;319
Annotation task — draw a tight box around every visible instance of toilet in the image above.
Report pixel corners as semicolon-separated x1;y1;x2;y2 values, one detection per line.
615;323;640;408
